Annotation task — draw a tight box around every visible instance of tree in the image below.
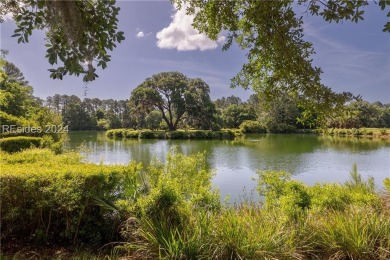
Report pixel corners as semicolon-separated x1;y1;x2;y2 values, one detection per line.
183;78;217;129
145;110;163;130
221;104;256;128
2;0;387;84
257;93;301;132
129;72;215;131
1;0;125;81
3;60;29;86
172;0;389;123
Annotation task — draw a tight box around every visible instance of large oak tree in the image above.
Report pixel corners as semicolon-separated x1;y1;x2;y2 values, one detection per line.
129;72;216;131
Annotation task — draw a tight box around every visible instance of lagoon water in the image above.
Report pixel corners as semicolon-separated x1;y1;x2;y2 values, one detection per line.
68;131;390;202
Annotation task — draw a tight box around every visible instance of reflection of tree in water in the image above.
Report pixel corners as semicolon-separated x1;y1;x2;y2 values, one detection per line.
67;132;389;180
319;136;390;153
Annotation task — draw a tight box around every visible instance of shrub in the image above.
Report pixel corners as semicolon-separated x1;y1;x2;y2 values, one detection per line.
106;129;238;140
257;165;380;216
136;129;166;139
337;129;347;135
139;129;155;139
124;129;139;138
265;123;296;133
351;128;362;136
240;120;266;133
188;130;208;139
380;129;388;136
165;130;189;139
0;136;44;153
0;149;141;245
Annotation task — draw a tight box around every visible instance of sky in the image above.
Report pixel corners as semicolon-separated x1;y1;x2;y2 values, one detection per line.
0;1;389;103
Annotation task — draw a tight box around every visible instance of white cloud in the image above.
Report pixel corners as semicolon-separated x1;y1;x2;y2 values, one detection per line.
136;31;145;38
156;5;225;51
3;13;14;21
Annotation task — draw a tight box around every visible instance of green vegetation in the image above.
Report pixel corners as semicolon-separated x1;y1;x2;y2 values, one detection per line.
319;127;390;139
0;136;45;153
129;72;217;131
1;149;389;259
0;149;134;246
0;56;65;153
106;128;238;140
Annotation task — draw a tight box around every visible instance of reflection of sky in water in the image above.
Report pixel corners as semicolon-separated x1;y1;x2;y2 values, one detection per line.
68;132;390;202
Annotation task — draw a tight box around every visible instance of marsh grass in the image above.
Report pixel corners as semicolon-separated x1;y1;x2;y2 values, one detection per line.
308;206;390;259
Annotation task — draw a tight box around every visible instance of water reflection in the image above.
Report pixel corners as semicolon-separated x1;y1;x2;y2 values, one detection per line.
67;131;390;202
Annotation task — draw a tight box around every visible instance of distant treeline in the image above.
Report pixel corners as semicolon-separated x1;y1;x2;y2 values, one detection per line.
2;57;389;135
41;94;390;132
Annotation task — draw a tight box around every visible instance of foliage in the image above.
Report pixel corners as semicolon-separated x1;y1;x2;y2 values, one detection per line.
2;0;125;81
2;148;390;259
384;178;390;193
0;148;138;245
129;72;216;131
2;59;29;86
0;136;44;152
328;100;390;128
0;57;65;146
0;72;36;117
106;128;237;140
45;94;130;130
239;120;266;133
119;149;219;258
0;111;36;134
309;206;390;259
220;104;256;128
174;0;361;125
257;164;380;218
144;110;162;130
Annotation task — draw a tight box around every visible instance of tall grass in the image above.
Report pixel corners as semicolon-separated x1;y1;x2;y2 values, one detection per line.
309;206;390;259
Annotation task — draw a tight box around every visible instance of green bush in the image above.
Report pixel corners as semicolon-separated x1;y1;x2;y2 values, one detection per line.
139;129;159;139
266;123;297;133
106;129;238;140
257;165;380;217
166;130;190;139
124;129;139;138
240;120;266;133
351;128;362;136
0;149;140;246
0;136;44;153
188;130;208;139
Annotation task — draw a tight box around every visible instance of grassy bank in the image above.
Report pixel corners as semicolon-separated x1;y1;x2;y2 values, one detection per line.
318;127;390;139
106;128;240;140
1;149;389;259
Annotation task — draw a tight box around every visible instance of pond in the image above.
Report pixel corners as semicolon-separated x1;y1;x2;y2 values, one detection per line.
67;131;390;202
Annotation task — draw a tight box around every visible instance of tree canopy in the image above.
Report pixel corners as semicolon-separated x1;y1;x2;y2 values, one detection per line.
129;72;216;131
173;0;389;123
1;0;125;81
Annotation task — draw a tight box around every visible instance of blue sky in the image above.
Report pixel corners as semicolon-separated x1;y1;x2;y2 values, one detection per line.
0;1;389;103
